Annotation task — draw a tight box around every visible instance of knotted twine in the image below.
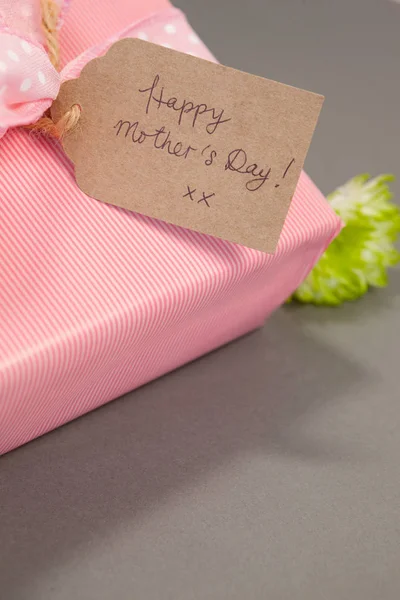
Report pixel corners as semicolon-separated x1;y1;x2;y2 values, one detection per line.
26;0;80;138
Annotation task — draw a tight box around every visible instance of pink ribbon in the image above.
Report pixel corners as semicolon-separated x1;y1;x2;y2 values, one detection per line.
0;0;69;138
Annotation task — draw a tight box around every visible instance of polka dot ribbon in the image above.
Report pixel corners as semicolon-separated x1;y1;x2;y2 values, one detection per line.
0;2;210;140
0;1;68;138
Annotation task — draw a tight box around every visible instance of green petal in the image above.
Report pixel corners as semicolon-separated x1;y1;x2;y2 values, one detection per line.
291;174;399;306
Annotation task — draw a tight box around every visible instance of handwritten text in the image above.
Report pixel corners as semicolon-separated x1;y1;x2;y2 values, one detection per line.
139;75;231;135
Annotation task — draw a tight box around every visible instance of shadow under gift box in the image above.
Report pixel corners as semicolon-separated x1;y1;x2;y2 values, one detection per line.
0;0;342;455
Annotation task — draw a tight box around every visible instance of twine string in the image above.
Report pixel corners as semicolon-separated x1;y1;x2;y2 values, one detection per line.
26;0;80;138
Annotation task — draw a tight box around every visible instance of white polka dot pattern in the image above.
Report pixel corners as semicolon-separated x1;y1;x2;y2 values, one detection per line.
19;77;31;92
21;39;32;54
0;32;60;134
127;12;216;61
7;49;19;62
164;23;177;34
189;33;200;44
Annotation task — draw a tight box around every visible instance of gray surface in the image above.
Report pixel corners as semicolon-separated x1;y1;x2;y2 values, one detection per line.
1;0;400;598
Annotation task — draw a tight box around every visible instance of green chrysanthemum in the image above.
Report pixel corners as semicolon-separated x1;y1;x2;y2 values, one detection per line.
292;174;400;305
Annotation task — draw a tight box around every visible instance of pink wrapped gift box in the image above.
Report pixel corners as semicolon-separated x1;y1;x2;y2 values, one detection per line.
0;0;342;455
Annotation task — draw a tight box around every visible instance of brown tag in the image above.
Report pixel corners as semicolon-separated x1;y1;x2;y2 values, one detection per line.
52;39;323;253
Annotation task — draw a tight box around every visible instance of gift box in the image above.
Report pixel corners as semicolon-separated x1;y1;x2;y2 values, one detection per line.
0;0;342;455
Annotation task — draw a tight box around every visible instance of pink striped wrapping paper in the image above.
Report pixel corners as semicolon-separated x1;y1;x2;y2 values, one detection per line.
0;0;342;455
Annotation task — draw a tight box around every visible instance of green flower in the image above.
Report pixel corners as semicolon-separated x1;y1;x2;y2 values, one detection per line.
292;174;400;305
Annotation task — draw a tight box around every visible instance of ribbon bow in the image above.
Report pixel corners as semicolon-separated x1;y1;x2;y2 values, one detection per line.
0;0;69;138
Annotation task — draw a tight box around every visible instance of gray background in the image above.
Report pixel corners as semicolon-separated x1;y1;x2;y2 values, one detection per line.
1;0;399;598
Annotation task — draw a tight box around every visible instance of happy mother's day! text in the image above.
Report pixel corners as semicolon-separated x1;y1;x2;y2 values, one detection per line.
113;74;295;196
